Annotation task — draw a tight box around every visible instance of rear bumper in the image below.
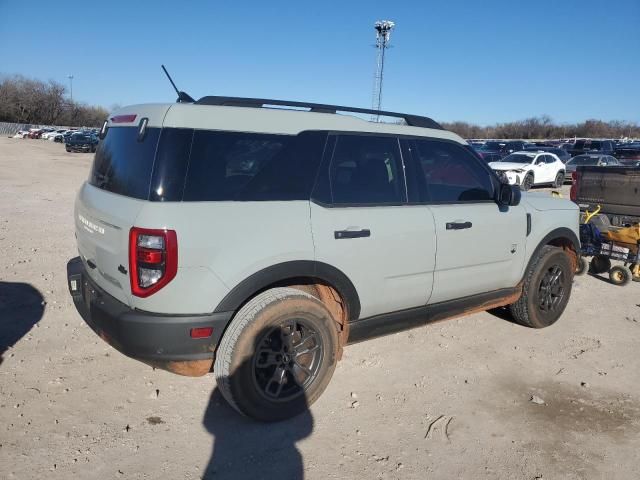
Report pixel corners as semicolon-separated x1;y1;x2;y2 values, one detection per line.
66;257;232;376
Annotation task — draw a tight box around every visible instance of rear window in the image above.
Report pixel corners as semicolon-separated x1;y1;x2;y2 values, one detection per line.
89;126;161;200
89;126;326;202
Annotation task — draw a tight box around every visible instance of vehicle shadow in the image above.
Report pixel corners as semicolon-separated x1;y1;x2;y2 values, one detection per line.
487;306;519;325
0;281;45;366
202;360;314;479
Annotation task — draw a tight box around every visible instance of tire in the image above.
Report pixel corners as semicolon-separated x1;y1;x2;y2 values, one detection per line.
509;245;573;328
575;256;588;276
65;147;71;152
214;287;339;422
609;265;632;286
521;173;534;191
553;172;565;188
589;255;611;274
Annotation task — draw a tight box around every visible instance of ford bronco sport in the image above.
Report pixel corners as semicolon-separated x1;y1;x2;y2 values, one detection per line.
67;96;580;421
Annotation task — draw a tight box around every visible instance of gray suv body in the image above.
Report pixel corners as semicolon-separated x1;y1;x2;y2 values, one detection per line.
67;97;580;421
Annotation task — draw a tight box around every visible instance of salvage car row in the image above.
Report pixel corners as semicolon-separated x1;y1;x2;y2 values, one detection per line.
471;139;640;190
13;127;99;152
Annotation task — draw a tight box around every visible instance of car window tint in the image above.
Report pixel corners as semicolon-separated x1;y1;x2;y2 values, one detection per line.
183;131;291;201
329;135;404;205
89;126;161;200
410;139;494;203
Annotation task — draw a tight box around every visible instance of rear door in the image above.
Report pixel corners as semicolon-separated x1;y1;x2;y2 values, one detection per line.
403;138;526;303
310;134;437;319
75;112;166;305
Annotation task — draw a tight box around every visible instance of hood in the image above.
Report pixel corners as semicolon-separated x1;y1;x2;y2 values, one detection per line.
489;162;530;171
523;192;578;212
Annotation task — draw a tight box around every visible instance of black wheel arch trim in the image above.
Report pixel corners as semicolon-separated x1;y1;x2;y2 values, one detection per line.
213;260;361;321
524;227;580;278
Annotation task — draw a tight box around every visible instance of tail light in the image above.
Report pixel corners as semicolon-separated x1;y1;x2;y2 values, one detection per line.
129;227;178;297
570;170;580;202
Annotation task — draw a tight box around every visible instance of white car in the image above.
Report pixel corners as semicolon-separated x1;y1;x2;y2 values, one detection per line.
489;151;565;190
45;129;68;141
13;130;29;138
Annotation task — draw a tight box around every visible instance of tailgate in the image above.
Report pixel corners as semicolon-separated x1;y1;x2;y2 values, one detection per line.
75;183;144;306
576;166;640;216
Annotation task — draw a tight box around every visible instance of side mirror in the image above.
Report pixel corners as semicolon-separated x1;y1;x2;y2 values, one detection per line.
498;183;521;207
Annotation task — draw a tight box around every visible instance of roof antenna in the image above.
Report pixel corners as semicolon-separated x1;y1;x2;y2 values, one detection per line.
161;65;195;103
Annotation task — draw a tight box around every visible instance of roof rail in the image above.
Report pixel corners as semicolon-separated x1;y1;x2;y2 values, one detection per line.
194;96;443;130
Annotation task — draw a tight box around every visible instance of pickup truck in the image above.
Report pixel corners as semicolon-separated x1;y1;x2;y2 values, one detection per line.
571;166;640;226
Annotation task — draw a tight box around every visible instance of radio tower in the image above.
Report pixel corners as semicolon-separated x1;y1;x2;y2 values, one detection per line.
371;20;395;121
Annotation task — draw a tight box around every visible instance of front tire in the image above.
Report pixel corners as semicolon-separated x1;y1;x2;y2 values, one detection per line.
521;173;534;191
509;246;573;328
214;287;339;422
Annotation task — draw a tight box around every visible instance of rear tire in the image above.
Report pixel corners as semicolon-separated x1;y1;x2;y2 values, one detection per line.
521;173;534;191
214;287;339;422
609;265;632;286
509;246;573;328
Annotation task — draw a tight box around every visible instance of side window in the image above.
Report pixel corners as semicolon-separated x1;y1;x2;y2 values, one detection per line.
183;131;291;201
545;154;555;164
328;135;404;205
409;139;495;203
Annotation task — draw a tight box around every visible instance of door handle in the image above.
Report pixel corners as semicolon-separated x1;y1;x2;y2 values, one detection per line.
334;229;371;239
86;259;97;269
446;221;472;230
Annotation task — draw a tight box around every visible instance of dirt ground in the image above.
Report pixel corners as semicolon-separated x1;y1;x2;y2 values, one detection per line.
1;136;639;480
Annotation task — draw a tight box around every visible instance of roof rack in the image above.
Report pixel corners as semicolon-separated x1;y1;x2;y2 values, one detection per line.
194;96;443;130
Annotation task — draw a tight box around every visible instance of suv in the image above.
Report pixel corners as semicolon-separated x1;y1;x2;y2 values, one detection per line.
489;151;566;190
67;97;580;422
477;140;528;160
65;132;99;152
567;139;615;157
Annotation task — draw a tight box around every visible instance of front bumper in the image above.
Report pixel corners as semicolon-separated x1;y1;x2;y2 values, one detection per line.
67;145;93;151
66;257;232;376
499;171;524;185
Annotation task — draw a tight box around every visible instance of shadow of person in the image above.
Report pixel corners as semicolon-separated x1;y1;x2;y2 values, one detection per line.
0;281;45;366
202;361;314;480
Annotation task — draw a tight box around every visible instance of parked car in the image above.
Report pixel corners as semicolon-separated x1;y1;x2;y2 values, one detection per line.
477;140;528;160
489;151;566;190
28;128;45;139
62;130;79;142
13;130;29;138
614;143;640;165
44;129;68;140
524;146;571;163
565;154;620;180
67;96;579;422
567;139;616;157
65;132;99;152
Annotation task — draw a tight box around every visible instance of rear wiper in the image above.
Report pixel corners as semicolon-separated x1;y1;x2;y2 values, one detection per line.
94;172;110;187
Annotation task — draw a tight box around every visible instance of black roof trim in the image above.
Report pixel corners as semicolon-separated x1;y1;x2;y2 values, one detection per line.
195;96;443;130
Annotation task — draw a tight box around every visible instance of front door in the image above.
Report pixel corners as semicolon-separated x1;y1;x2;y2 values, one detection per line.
403;138;527;304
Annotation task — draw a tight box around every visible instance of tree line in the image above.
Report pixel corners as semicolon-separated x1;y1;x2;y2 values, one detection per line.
1;74;638;138
0;75;108;127
441;115;640;140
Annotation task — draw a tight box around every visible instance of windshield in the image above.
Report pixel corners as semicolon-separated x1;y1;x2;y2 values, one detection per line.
500;153;535;163
567;156;600;166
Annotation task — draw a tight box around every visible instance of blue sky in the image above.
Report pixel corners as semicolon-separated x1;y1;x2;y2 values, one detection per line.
1;0;638;125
